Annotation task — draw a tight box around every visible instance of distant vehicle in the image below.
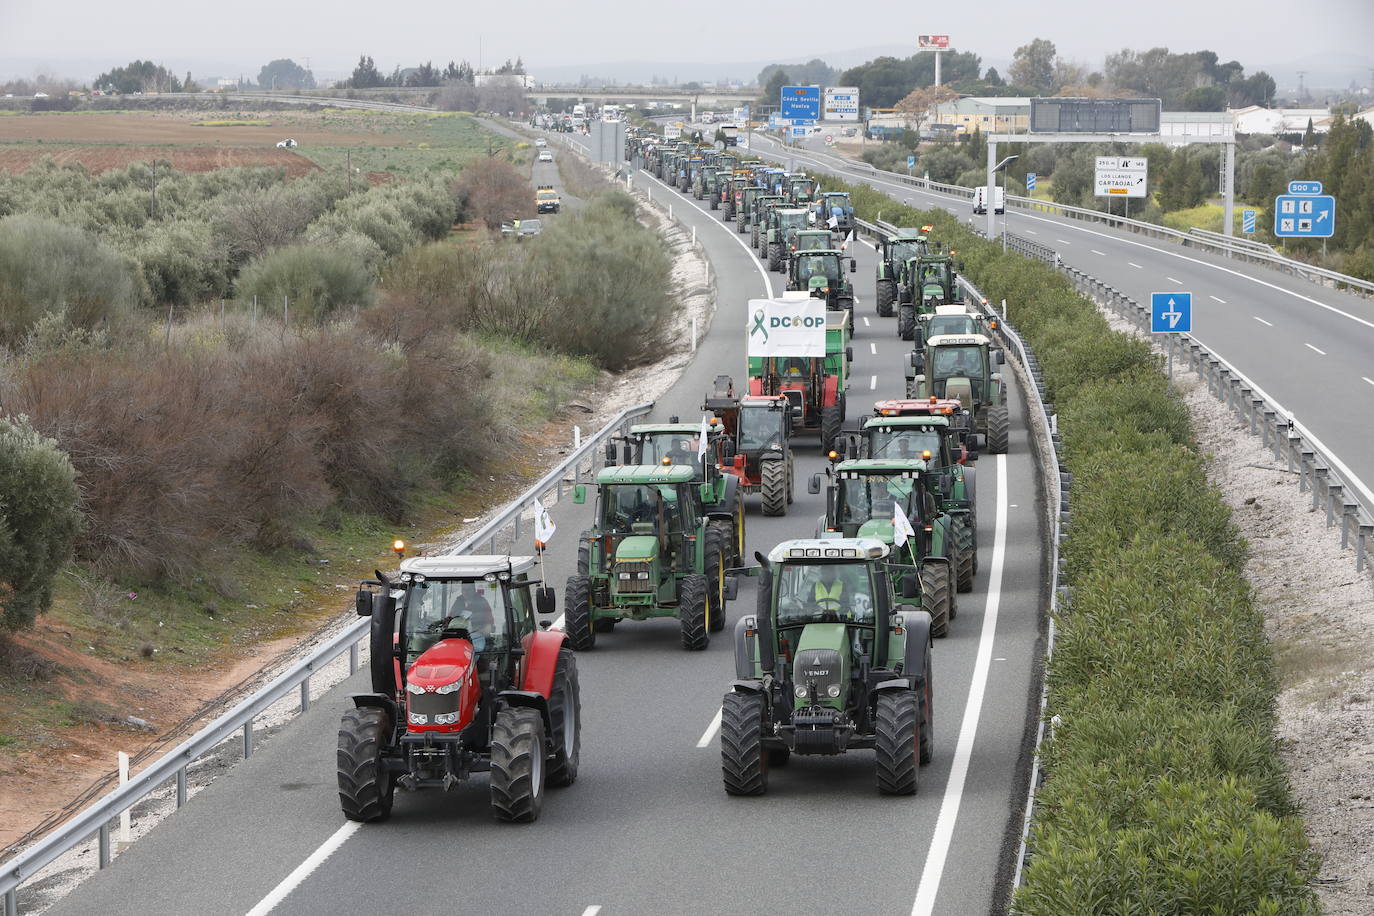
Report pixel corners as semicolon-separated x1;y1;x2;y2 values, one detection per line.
572;103;587;119
972;186;1005;215
602;105;622;122
502;219;544;240
538;149;553;162
276;138;298;149
719;124;739;147
535;138;547;148
33;92;49;99
536;186;561;213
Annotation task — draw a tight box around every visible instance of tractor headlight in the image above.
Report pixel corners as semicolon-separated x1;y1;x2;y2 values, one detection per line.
827;685;841;698
619;572;631;580
406;682;425;695
433;680;463;695
408;711;428;725
433;712;461;726
795;685;808;698
637;572;649;579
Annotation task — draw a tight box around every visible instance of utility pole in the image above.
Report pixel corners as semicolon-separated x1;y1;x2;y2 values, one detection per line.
346;149;352;193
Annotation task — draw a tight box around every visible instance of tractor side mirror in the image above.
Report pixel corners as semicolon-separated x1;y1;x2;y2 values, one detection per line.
720;438;736;460
536;586;557;616
939;473;954;496
605;440;617;464
724;577;739;601
808;473;823;495
572;484;587;505
901;573;920;599
355;589;373;617
995;349;1005;365
849;259;857;273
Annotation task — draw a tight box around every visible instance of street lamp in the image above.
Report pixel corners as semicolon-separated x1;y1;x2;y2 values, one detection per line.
992;154;1018;253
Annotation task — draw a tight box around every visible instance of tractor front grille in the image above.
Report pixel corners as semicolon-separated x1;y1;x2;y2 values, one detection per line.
406;689;461;728
611;561;654;594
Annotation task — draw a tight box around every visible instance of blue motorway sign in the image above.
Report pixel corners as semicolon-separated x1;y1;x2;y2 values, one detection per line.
780;86;822;121
907;155;916;169
1242;209;1256;233
1151;291;1191;333
1026;172;1037;191
1274;191;1335;238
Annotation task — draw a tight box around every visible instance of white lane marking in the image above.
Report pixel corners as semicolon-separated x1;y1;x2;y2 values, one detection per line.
582;908;603;916
1056;239;1072;245
1306;343;1327;356
1091;249;1106;256
246;821;362;915
911;454;1008;916
1363;377;1374;387
870;342;877;355
1166;276;1183;285
645;173;772;297
1023;229;1037;235
861;238;877;250
870;375;878;390
1253;316;1273;327
1210;295;1227;303
696;706;723;748
1128;262;1142;269
863;316;871;327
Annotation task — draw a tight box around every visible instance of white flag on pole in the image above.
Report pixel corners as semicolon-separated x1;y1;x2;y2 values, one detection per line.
697;414;710;463
827;214;839;229
533;497;556;547
892;504;917;547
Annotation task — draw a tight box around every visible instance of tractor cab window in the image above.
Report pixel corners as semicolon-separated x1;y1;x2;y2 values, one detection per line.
927;315;975;337
404;578;508;663
869;429;942;462
796;256;838;283
639;434;702;475
890;240;922;264
508;580;535;639
773;357;814;381
932;346;984;381
837;473;917;526
776;563;875;627
738;407;786;452
604;484;664;535
779;211;808;231
920;264;949;287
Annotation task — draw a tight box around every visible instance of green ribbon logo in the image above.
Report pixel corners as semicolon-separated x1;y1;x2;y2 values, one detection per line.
750;309;768;342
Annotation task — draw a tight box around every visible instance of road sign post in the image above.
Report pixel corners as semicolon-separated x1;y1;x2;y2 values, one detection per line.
1151;291;1192;389
1274;180;1335;239
1026;172;1036;192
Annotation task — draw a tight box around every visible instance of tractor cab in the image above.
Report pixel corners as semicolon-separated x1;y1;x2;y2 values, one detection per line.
870;398;976;454
704;375;795;516
914;305;992;349
812;192;855;233
909;335;1008;455
770;208;811;251
791;228;835;257
785;175;819;204
787;249;858;328
748;309;850;450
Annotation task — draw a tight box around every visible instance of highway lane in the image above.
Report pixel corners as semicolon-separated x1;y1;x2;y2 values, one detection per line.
749;133;1374;508
40;143;1045;916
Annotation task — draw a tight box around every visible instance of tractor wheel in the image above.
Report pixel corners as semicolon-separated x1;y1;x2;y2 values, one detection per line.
923;563;952;639
874;690;919;796
737;216;746;233
563;576;596;651
703;526;728;633
720;691;768;796
768;243;783;272
906;377;920;399
786;453;795;505
710;195;719;210
987;406;1010;454
898;305;916;341
709;517;739;576
919;651;934;766
750;228;759;250
547;647;581;787
953;516;975;593
876;279;896;317
760;457;787;517
821;405;842;453
337;707;395;823
679;574;710;651
489;707;547;823
576;542;589;576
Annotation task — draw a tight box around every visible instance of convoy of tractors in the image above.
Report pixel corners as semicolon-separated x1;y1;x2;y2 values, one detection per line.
336;119;1016;822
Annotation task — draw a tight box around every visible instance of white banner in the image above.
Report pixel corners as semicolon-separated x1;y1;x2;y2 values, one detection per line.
747;298;828;358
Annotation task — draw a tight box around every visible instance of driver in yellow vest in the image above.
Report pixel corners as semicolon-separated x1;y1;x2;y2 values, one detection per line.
809;565;846;618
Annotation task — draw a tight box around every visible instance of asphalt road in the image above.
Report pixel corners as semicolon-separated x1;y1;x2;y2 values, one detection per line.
40;138;1047;916
747;132;1374;510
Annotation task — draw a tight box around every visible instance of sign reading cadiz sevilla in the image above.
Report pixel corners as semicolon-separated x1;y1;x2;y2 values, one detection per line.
917;35;950;49
747;298;827;357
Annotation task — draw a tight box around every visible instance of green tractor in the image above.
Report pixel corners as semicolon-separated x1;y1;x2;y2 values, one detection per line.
808;458;958;635
693;165;719;204
751;195;787;254
720;538;934;795
790;228;835;257
566;464;734;651
785;174;819;205
787;249;858;331
737;185;772;234
875;230;929;318
907;334;1009;455
896;254;964;341
748;306;850;450
764;207;812;272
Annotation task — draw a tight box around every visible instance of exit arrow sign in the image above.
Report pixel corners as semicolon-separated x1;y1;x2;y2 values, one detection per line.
1151;291;1192;333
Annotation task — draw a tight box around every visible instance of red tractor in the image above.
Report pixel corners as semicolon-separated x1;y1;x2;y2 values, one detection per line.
703;375;795;516
747;308;851;451
339;552;576;823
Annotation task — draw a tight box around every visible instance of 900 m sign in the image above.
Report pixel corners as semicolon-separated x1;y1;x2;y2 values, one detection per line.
747;298;827;357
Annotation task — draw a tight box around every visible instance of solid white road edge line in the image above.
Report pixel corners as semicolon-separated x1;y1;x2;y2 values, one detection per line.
641;171;772;298
245;821;361;916
910;453;1008;916
697;705;723;748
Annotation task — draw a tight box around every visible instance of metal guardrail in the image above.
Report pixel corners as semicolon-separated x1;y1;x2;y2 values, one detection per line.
0;401;653;916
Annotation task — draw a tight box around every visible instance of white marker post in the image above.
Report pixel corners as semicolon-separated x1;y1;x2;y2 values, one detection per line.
117;752;131;843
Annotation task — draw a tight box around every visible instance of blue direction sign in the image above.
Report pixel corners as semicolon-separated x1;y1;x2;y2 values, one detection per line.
1242;209;1257;233
780;86;822;121
1026;172;1037;191
1274;179;1335;239
906;155;916;169
1151;292;1192;333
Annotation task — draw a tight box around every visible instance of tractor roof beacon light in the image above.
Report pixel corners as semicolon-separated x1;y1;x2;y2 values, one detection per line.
392;539;407;558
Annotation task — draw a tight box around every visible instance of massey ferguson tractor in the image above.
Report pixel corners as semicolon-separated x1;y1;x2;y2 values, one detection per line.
339;553;575;824
703;375;795;517
720;538;934;795
748;304;850;450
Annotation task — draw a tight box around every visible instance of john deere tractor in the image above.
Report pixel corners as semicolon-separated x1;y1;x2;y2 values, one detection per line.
808;458;958;635
703;375;795;517
720;538;934;795
907;334;1009;455
788;250;858;331
749;306;850;450
896;254;964;341
764;207;812;272
751;195;786;254
875;230;929;318
737;185;772;233
565;464;734;651
339;553;575;823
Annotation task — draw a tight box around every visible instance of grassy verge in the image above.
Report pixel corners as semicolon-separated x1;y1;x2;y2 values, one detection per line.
829;177;1318;912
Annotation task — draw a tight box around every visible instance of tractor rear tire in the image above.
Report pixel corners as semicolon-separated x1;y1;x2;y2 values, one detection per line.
710;195;719;210
875;691;919;795
751;228;759;250
760;457;788;517
704;526;728;633
337;707;395;823
906;377;920;399
547;647;581;787
919;651;934;766
898;305;916;341
563;576;596;651
720;691;768;796
737;216;746;233
923;564;952;639
953;515;975;593
576;542;589;576
679;574;710;650
489;707;547;823
768;243;783;272
786;453;795;505
876;279;896;317
987;406;1009;454
821;406;842;453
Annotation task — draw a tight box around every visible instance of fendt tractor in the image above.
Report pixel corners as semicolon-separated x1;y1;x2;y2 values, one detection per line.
910;305;995;357
907;334;1010;454
339;553;576;824
787;249;858;330
720;538;934;795
791;228;836;256
565;464;735;651
764;207;812;272
896;254;964;341
703;375;795;517
749;304;850;450
785;175;819;205
874;229;929;318
809;458;958;634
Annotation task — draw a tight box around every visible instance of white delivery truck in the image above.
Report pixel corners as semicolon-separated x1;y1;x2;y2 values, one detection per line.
973;186;1005;215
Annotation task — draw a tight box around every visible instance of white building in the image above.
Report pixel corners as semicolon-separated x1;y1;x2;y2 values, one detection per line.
1230;105;1332;135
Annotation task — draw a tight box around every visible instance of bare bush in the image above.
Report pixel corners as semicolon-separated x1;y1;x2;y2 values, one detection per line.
454;157;532;229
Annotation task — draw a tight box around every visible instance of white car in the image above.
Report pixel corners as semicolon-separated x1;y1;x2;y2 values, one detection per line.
276;138;298;149
538;150;553;162
534;138;547;148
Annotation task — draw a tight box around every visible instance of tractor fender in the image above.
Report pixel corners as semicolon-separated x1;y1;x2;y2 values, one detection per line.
520;629;569;698
963;466;976;503
822;374;841;407
348;692;399;723
733;615;758;679
709;473;741;517
896;609;933;685
872;677;912;693
728;679;766;694
499;690;553;735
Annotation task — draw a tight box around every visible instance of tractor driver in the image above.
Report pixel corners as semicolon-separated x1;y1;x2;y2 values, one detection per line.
445;582;497;652
611;486;660;533
808;565;847;619
664;438;698;472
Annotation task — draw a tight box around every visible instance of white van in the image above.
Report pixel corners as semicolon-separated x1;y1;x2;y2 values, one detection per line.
973;186;1005;215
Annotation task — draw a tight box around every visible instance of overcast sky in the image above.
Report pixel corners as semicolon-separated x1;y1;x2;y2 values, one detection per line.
2;0;1371;84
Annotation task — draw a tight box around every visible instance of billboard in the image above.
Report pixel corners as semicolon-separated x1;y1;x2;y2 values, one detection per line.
1030;98;1162;133
823;87;860;122
747;298;827;357
780;86;822;122
918;35;950;49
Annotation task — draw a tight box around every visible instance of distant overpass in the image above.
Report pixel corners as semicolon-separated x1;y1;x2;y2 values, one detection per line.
531;88;756;106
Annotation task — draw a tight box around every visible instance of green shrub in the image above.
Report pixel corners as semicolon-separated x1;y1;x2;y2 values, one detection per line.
0;415;82;630
235;244;375;320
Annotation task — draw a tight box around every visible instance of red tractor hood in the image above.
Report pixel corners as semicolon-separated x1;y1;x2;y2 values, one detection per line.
405;638;480;733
